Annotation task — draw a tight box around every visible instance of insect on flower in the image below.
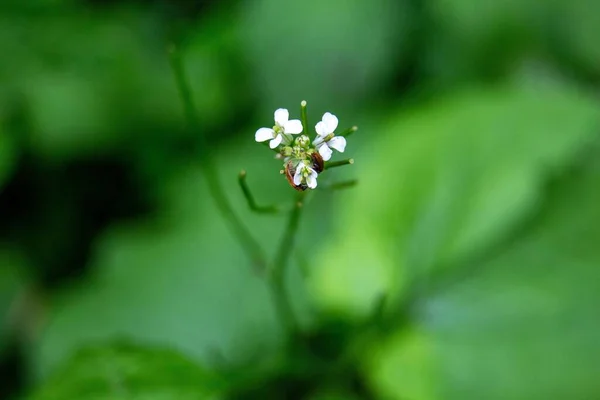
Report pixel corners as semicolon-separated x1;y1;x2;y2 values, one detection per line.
254;102;354;191
284;153;324;191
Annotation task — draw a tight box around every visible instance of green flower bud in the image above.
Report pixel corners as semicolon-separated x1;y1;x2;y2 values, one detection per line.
295;135;311;148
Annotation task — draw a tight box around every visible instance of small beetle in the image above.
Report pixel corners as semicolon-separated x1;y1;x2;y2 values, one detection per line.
284;152;324;191
311;151;324;174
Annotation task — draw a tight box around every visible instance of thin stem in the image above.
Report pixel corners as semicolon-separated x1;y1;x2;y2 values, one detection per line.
339;126;358;138
269;191;306;335
238;170;280;214
323;179;358;191
325;158;354;170
300;100;309;136
168;45;267;271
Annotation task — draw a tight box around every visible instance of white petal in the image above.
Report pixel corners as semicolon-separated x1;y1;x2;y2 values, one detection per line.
274;108;289;126
255;127;275;142
322;112;338;132
269;134;283;149
293;167;303;186
284;119;303;134
313;136;324;146
318;143;333;161
315;121;328;136
306;170;318;189
327;136;346;153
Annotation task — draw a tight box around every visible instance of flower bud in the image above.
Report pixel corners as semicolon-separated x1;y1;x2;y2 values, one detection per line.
295;135;311;148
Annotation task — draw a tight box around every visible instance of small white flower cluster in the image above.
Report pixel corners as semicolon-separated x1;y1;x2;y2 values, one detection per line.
255;105;347;190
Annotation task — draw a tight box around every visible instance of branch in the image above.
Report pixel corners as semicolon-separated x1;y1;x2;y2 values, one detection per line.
238;170;280;214
300;100;309;136
325;158;354;170
168;45;267;271
269;191;306;334
339;126;358;138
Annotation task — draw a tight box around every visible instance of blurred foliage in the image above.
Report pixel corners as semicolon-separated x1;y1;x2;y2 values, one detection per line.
1;0;600;399
311;85;600;316
368;162;600;399
29;342;223;399
237;0;410;112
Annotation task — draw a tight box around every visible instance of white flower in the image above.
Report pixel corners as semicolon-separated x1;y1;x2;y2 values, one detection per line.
293;162;318;189
255;108;304;149
313;112;346;161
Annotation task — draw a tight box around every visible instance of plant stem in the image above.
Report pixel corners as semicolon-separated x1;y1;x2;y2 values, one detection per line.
168;45;267;271
339;126;358;138
300;100;309;136
238;170;280;214
269;191;306;335
325;158;354;170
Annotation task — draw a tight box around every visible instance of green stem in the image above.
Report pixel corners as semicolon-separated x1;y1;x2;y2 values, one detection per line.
168;45;267;271
269;191;306;335
238;170;280;214
339;126;358;138
300;100;309;136
325;158;354;170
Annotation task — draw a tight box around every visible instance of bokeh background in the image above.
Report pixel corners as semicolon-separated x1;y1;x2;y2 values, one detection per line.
1;0;600;399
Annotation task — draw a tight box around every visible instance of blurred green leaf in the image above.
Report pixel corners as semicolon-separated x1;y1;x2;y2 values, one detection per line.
309;391;362;400
367;163;600;400
238;0;410;113
0;9;241;159
310;85;600;318
367;328;435;400
29;342;222;400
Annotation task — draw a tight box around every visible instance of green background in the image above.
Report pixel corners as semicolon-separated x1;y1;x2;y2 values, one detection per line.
1;0;599;399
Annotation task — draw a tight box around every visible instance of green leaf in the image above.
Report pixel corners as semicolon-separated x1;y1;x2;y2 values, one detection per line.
1;10;239;159
367;162;600;400
367;328;436;400
29;342;222;400
309;85;600;318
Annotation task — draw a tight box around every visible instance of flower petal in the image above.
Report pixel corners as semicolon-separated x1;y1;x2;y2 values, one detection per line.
284;119;303;134
315;121;328;136
269;133;283;149
318;143;333;161
313;136;324;146
306;170;318;189
327;136;347;153
274;108;289;126
293;167;303;186
255;127;275;142
322;112;338;132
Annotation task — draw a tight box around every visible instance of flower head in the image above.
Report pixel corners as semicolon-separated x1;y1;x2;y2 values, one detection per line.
255;108;303;149
313;112;346;161
293;161;318;189
254;102;354;191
